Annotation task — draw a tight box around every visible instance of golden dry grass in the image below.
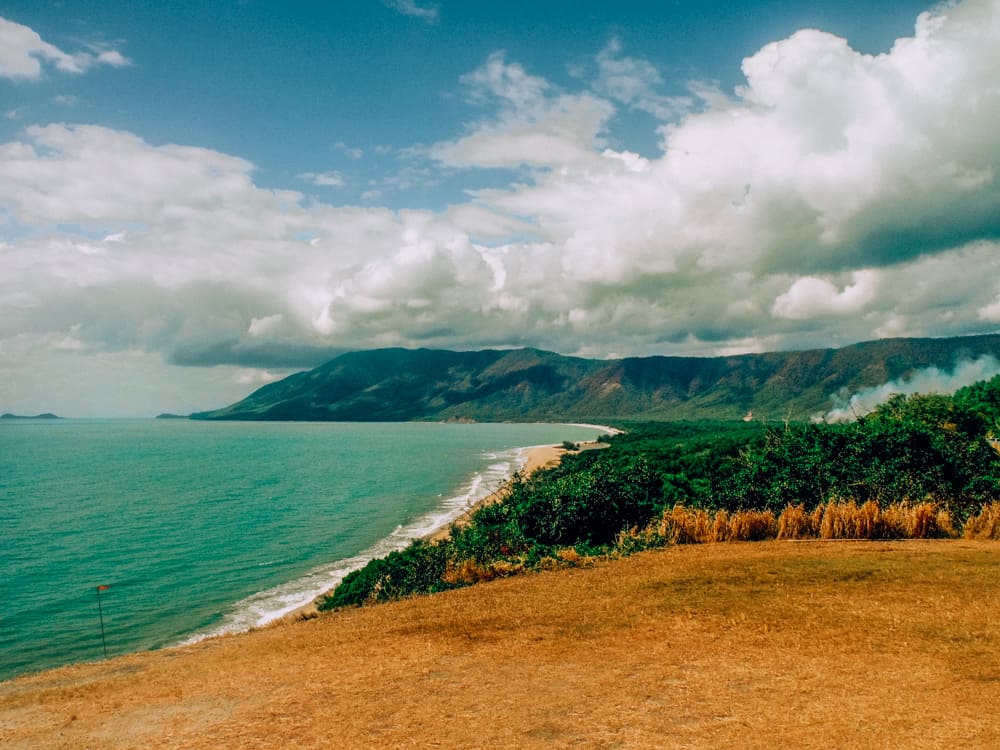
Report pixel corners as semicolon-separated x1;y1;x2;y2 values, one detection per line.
2;540;998;749
965;502;1000;539
640;500;964;548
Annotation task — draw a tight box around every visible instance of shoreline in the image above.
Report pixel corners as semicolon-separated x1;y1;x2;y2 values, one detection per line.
424;438;614;543
2;424;619;683
423;442;567;543
278;437;612;624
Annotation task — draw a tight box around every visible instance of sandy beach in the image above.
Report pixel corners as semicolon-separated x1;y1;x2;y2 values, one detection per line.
424;442;577;542
284;439;600;622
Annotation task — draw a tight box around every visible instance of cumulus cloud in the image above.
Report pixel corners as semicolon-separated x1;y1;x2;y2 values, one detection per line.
430;52;615;168
0;16;130;80
3;1;1000;417
0;125;516;369
458;0;1000;335
980;298;1000;322
772;271;879;319
593;37;691;120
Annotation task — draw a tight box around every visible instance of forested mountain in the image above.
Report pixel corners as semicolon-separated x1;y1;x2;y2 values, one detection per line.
191;334;1000;422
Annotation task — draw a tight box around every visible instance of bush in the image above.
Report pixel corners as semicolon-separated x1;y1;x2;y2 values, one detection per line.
506;455;663;546
449;498;528;563
722;406;998;515
320;388;1000;610
319;540;453;609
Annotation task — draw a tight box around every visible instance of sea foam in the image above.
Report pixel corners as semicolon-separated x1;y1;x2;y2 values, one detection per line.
180;446;532;644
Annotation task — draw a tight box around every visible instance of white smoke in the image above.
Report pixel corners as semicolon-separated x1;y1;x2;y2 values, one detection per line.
822;355;1000;423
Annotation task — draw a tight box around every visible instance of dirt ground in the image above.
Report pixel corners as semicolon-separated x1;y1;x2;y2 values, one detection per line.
2;539;998;749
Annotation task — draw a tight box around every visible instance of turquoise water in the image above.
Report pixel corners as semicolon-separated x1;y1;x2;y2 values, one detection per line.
0;419;605;681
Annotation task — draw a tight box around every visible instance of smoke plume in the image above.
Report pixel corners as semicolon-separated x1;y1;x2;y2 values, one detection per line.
822;355;1000;423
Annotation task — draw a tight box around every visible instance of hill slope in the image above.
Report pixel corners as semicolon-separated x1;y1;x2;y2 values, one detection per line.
2;541;998;749
192;334;1000;422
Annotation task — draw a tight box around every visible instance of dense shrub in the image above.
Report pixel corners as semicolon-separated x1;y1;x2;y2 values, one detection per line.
320;540;453;608
321;379;1000;609
449;498;528;563
506;455;662;546
721;405;998;515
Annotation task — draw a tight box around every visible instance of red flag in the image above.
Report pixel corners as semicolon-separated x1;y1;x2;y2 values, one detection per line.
97;585;110;591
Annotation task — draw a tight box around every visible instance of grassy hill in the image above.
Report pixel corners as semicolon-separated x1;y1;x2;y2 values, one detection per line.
2;541;997;748
192;334;1000;422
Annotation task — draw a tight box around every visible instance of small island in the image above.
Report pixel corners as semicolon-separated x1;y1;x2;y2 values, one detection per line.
1;412;62;420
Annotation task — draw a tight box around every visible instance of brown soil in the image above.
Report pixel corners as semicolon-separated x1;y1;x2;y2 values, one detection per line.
2;540;998;749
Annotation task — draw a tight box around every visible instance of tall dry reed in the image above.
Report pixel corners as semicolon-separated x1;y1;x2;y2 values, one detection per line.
777;504;814;540
648;505;778;545
623;499;962;550
729;509;777;541
964;502;1000;539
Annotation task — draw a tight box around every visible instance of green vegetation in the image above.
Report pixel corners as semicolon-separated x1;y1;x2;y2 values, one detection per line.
318;376;1000;610
193;334;1000;422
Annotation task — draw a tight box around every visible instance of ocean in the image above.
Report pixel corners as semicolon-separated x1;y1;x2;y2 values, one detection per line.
0;419;606;682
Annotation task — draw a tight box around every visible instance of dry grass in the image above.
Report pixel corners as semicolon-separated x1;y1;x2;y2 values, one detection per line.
3;540;998;749
776;503;817;539
965;502;1000;539
633;500;962;549
442;557;526;586
444;548;590;587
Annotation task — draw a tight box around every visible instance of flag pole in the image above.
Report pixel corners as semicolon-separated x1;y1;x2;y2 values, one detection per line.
96;585;109;659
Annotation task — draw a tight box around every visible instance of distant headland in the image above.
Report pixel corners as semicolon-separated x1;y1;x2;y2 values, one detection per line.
1;412;62;420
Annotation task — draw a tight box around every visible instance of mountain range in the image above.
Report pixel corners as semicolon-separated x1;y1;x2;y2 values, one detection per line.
191;334;1000;423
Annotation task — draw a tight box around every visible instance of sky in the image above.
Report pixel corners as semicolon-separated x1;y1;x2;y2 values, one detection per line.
1;0;999;417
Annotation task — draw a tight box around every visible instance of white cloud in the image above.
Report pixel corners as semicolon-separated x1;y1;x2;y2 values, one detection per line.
979;295;1000;322
444;204;534;240
0;125;507;366
593;37;691;120
0;16;130;81
772;271;879;320
472;1;1000;292
600;149;650;173
384;0;439;23
95;49;129;68
235;368;283;385
430;96;613;168
461;51;550;108
334;142;364;159
430;52;614;168
0;124;288;227
247;314;284;338
298;171;346;187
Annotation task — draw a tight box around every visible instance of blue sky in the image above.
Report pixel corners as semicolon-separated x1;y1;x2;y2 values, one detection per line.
2;0;935;207
1;0;999;415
